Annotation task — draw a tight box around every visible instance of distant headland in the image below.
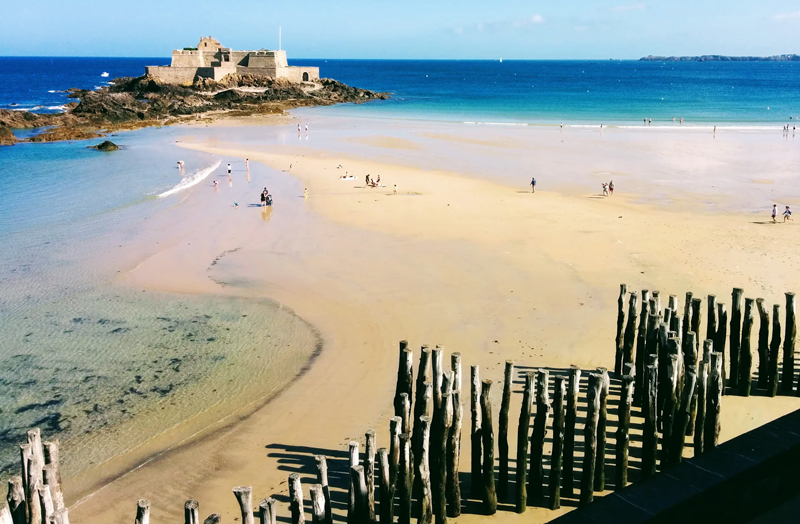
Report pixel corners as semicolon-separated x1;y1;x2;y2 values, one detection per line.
640;54;800;62
0;37;388;145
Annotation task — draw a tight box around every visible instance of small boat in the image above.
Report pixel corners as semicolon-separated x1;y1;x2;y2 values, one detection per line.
101;72;109;77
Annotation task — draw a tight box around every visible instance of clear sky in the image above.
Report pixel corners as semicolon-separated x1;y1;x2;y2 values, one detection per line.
4;0;800;59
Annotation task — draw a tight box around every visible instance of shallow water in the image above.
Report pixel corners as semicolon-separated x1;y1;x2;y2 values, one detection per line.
0;126;321;482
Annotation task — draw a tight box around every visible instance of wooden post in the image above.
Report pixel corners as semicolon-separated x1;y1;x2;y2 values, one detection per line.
730;288;743;389
233;487;254;524
390;416;402;485
657;322;670;430
622;293;639;369
616;284;628;375
365;430;376;522
39;485;54;524
433;391;452;524
415;346;432;417
417;417;433;524
310;485;326;524
690;298;702;340
615;375;634;490
398;433;412;524
756;299;770;390
707;295;718;342
314;456;332;524
634;290;651;406
0;507;12;524
549;377;566;510
351;466;369;524
349;441;360;523
413;383;433;491
451;353;462;392
563;366;581;499
480;380;497;515
184;500;200;524
135;500;150;524
580;374;601;507
768;305;782;397
704;353;723;451
784;292;797;394
660;344;679;470
259;498;277;524
515;373;533;513
432;347;444;413
641;364;658;478
739;298;755;396
498;361;514;499
395;341;414;420
26;457;41;524
684;331;698;436
42;441;62;512
446;390;462;518
671;367;697;467
377;450;392;524
594;368;609;491
693;359;708;456
470;366;482;499
529;370;550;506
203;515;221;524
716;303;728;393
400;394;412;436
6;477;24;524
290;474;305;524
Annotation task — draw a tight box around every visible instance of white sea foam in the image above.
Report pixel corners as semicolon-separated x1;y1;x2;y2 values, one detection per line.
463;121;529;126
157;160;221;198
47;105;67;111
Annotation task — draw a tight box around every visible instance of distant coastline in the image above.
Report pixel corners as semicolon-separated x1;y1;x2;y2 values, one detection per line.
640;54;800;62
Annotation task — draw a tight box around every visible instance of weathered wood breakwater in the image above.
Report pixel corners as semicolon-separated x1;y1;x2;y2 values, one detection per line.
2;284;795;523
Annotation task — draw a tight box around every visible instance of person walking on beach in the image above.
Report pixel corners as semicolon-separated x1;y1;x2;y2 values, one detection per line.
784;206;793;222
602;183;609;197
305;123;309;137
246;158;249;170
298;124;301;138
772;204;778;223
393;184;397;195
227;163;232;176
609;180;614;195
531;177;537;193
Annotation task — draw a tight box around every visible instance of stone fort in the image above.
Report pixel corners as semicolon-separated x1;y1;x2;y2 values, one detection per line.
146;36;320;85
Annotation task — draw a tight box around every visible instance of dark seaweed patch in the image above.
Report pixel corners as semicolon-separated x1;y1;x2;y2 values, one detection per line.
15;398;63;414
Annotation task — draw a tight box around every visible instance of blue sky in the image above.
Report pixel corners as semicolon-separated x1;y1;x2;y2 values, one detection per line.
4;0;800;58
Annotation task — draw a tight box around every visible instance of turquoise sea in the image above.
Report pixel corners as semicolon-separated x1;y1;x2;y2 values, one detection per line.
1;56;798;484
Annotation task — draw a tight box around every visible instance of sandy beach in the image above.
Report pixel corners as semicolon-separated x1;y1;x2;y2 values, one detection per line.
66;114;800;523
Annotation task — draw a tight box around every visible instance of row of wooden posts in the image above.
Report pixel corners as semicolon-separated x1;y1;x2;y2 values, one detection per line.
2;429;69;524
615;285;797;400
14;283;783;523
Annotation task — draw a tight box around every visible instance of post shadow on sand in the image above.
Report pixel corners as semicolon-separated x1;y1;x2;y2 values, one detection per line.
263;355;753;521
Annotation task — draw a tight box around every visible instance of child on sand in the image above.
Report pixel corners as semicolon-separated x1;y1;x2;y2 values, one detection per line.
609;180;614;195
531;177;536;193
393;184;397;195
772;204;778;223
784;206;792;222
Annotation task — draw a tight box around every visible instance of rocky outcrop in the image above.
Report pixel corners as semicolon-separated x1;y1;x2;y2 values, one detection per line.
88;140;120;151
0;125;16;146
4;74;389;144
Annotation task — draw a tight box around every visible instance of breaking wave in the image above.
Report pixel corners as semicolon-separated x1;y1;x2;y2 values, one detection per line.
158;160;221;198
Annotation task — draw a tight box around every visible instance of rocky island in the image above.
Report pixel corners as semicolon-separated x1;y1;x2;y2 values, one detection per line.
640;54;800;62
0;37;388;145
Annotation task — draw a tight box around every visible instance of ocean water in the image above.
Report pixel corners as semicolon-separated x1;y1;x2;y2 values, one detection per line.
1;55;798;485
0;127;321;483
2;57;799;125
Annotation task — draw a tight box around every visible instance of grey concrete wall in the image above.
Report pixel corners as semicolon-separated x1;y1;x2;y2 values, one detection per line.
550;408;800;524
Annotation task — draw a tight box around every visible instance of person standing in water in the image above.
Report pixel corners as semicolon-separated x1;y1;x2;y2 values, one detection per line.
227;163;232;176
530;177;536;193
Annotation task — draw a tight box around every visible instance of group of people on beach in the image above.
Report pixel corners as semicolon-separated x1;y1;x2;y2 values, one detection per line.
298;123;309;139
602;180;615;196
365;174;381;187
772;204;792;223
260;187;272;207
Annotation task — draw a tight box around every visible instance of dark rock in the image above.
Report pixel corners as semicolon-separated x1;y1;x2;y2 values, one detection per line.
89;140;120;151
